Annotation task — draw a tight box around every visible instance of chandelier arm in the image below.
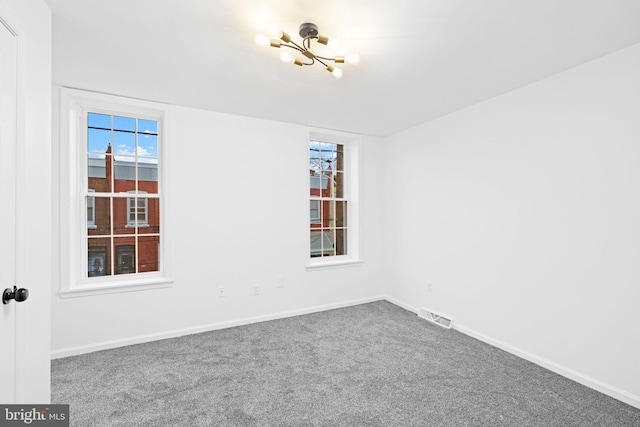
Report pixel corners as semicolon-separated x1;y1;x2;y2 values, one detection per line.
294;41;307;51
315;56;335;61
304;37;316;49
282;44;315;65
282;43;304;53
314;57;328;67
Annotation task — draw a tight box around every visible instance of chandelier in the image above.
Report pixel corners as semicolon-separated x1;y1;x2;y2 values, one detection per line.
255;22;360;79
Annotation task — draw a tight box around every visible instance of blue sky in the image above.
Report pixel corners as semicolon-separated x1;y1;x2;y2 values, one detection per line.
87;113;158;161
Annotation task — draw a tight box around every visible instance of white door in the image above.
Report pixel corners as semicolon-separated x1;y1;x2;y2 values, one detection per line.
0;18;18;402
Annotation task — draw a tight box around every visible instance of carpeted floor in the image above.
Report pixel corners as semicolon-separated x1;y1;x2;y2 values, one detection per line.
52;301;640;426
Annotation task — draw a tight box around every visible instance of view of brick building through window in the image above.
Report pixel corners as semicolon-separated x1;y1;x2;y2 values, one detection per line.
309;141;347;257
86;113;160;277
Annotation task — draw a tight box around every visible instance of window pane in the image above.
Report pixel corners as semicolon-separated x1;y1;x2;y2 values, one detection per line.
88;113;111;129
335;201;347;228
140;198;160;234
335;229;347;256
322;230;336;257
88;238;111;277
138;236;160;273
114;159;136;192
88;128;111;154
310;200;320;224
322;200;333;228
113;197;134;234
88;156;107;187
115;242;136;275
310;230;337;258
310;141;322;175
88;196;111;236
334;172;344;198
310;230;323;258
113;130;135;157
335;145;344;172
138;119;158;135
87;198;94;225
320;143;335;173
113;116;135;132
138;134;158;158
138;160;159;193
310;172;328;195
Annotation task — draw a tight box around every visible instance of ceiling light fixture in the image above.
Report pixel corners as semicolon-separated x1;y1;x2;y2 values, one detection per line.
255;22;360;79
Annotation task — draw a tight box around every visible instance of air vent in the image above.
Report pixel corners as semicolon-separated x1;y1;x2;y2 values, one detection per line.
418;308;453;329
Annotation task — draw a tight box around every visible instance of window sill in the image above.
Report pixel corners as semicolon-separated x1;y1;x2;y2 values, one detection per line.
305;259;363;271
125;223;149;228
58;276;174;299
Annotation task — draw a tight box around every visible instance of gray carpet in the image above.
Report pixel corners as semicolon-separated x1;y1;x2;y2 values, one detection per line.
52;301;640;426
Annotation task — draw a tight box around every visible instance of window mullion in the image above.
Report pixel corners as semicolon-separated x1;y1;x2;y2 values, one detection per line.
109;196;114;276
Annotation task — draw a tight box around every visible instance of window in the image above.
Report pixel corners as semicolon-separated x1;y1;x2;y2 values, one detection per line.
58;88;171;296
127;190;148;226
86;112;160;278
308;130;360;267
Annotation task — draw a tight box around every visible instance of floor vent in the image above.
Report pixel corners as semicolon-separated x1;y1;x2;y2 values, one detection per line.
418;308;453;329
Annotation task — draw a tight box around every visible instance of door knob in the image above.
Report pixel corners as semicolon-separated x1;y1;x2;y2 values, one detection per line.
2;286;29;304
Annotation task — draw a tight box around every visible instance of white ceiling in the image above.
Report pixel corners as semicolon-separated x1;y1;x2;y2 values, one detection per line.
44;0;640;137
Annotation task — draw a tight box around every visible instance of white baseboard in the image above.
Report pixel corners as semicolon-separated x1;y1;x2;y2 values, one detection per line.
51;295;386;359
384;295;419;314
383;296;640;410
453;323;640;410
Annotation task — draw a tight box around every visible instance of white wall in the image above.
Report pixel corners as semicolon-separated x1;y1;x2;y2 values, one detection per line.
383;43;640;407
51;102;385;356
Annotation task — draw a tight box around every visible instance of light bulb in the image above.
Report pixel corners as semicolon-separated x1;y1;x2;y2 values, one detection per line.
267;26;291;43
266;26;280;37
328;39;341;50
280;51;294;64
255;34;270;46
332;67;343;79
345;53;360;64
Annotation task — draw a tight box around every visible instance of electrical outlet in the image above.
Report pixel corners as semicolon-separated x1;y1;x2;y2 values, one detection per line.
218;286;226;298
427;282;434;293
276;276;285;288
252;284;260;296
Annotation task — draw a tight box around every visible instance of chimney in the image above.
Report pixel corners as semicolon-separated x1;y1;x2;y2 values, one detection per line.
106;143;112;192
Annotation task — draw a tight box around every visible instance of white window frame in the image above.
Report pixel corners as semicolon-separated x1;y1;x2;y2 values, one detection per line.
306;128;362;270
57;87;173;298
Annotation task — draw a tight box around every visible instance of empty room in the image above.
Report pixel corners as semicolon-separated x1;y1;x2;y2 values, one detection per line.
1;0;639;425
